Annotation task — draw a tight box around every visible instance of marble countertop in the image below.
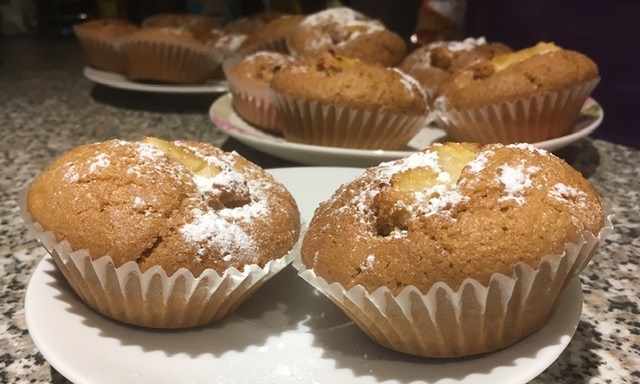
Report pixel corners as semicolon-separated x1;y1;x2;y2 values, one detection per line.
1;36;638;383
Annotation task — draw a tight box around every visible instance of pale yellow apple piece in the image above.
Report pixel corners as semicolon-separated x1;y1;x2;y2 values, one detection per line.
143;137;222;177
492;42;561;72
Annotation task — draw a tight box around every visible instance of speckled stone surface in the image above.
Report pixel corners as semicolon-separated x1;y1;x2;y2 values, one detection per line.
1;36;639;383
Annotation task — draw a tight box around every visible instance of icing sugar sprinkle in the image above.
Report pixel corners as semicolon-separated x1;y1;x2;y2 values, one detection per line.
88;153;110;173
361;254;375;271
549;182;588;208
497;162;539;205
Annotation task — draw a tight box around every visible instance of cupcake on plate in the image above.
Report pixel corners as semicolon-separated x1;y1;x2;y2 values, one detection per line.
287;7;407;67
23;138;301;328
73;18;139;73
269;50;428;149
222;51;295;133
121;27;222;84
399;37;512;102
296;142;612;357
431;42;600;144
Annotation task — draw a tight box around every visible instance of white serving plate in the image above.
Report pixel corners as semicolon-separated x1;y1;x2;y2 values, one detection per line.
83;67;228;94
209;94;603;167
25;167;583;384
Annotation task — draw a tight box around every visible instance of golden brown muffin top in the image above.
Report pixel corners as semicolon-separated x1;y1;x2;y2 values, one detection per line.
399;37;512;97
435;42;600;110
301;142;605;294
73;18;139;38
27;139;300;277
227;51;294;83
270;50;427;114
288;7;407;67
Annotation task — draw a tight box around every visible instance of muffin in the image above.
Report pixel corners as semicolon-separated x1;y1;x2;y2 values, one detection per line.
432;42;600;144
222;51;295;133
238;14;305;54
121;27;222;84
23;138;301;328
270;50;428;149
399;37;512;101
287;7;407;67
73;18;139;73
142;13;219;39
296;142;612;357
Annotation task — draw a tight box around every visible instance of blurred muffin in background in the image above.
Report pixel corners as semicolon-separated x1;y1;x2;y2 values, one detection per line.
288;7;407;67
223;51;295;133
270;50;428;149
74;18;139;73
432;42;600;144
121;27;221;84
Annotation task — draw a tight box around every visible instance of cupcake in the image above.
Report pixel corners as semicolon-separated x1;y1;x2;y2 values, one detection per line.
121;27;222;84
296;142;612;357
269;50;428;149
238;14;305;54
399;37;512;102
23;138;301;328
287;7;407;67
73;18;139;73
432;42;600;144
222;51;295;133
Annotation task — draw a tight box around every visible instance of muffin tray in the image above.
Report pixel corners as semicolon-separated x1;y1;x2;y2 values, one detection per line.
83;67;228;94
210;94;604;167
25;167;583;384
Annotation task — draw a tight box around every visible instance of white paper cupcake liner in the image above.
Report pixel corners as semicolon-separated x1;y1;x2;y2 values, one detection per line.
433;78;600;144
294;214;613;358
271;90;427;150
121;36;222;85
222;56;282;133
73;26;128;73
21;197;297;329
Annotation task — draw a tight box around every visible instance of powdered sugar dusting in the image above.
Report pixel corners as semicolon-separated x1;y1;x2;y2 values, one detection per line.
181;207;258;259
299;7;385;51
549;182;589;208
361;254;375;270
466;150;494;173
63;163;78;183
393;68;428;104
88;153;110;173
497;162;539;205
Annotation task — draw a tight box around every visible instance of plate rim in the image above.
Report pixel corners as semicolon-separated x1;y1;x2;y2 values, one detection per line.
24;167;584;384
209;93;604;165
83;67;228;94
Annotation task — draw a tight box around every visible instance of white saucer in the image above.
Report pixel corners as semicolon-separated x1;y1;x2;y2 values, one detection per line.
83;67;228;94
25;167;583;384
209;94;603;167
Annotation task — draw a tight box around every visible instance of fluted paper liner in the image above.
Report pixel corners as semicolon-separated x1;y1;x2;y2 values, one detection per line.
294;214;613;358
271;90;428;150
222;56;283;133
121;35;223;85
434;78;600;144
21;203;296;329
73;26;129;74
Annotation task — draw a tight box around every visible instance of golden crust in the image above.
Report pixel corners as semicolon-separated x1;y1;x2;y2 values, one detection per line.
301;142;605;294
27;139;300;277
438;48;599;109
270;50;427;114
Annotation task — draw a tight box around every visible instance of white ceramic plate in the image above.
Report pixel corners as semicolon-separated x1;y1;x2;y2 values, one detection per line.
209;94;603;167
25;167;583;384
83;67;228;94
